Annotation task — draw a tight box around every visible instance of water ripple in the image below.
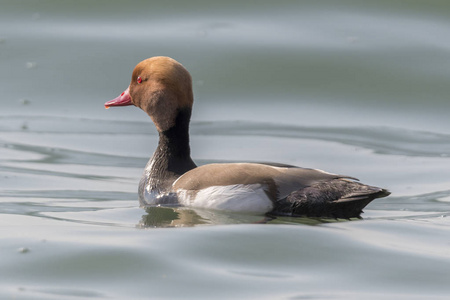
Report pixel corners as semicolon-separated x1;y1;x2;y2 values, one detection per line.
1;116;449;158
191;121;450;158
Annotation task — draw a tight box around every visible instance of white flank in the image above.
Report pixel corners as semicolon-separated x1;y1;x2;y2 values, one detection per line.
176;184;273;214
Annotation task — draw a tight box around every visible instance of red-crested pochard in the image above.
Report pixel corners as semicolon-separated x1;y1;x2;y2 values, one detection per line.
105;56;389;218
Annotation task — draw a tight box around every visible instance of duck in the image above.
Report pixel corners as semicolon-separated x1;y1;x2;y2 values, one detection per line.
105;56;390;218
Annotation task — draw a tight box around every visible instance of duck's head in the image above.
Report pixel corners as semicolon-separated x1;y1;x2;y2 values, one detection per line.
105;56;193;132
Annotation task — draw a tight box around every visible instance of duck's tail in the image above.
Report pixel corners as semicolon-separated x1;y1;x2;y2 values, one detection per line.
273;179;390;219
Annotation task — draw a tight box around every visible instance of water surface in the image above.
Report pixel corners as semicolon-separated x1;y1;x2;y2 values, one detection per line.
1;1;450;299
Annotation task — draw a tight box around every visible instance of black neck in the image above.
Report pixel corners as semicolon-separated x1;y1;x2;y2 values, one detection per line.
158;109;193;161
139;108;196;199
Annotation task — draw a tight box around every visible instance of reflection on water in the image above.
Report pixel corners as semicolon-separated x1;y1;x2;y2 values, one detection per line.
138;206;342;228
140;207;206;228
139;206;264;228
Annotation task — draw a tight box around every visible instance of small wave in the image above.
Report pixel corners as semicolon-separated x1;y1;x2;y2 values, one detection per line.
1;115;449;158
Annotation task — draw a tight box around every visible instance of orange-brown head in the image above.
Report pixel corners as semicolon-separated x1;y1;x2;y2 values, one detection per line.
105;56;193;132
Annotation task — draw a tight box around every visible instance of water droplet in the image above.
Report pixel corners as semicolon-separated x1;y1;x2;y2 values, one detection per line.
17;247;30;254
26;62;37;69
19;98;31;105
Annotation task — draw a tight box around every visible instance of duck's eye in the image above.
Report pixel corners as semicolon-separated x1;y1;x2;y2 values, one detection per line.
137;76;142;84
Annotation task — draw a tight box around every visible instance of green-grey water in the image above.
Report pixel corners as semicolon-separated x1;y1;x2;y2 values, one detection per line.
1;1;450;299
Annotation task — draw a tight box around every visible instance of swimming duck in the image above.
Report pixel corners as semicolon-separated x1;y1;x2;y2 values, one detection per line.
105;56;389;218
